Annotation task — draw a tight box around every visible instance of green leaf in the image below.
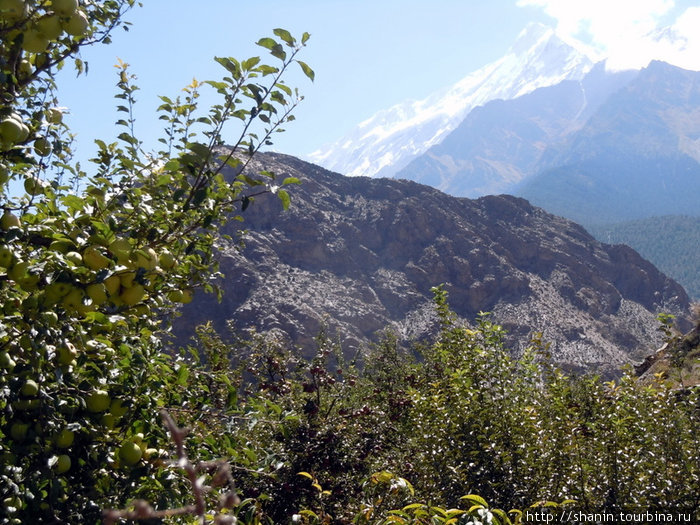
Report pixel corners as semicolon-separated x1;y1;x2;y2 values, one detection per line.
273;28;295;46
296;60;315;81
302;31;311;44
282;176;300;186
242;56;261;70
256;37;277;51
277;189;290;211
460;495;488;508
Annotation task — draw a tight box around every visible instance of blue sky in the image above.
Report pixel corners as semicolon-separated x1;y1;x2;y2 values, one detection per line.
55;0;700;165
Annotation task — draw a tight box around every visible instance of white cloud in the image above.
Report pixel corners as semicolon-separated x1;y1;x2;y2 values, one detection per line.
517;0;700;71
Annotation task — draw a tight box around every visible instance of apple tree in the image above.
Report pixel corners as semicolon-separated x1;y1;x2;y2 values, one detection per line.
0;1;313;522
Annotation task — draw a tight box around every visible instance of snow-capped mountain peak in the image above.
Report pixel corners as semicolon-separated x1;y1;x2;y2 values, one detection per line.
306;22;595;178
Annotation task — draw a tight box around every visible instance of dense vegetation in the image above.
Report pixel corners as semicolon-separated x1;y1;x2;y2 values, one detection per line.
587;216;700;300
1;3;699;524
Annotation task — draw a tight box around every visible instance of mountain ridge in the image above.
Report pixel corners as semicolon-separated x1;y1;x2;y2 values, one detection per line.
173;152;691;378
307;22;594;179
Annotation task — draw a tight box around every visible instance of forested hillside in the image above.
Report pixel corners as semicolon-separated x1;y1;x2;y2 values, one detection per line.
587;216;700;300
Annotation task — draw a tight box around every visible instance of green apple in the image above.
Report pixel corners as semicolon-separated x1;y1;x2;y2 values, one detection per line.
0;243;14;267
22;28;51;54
118;270;136;288
49;239;76;254
0;0;26;20
51;0;79;15
8;259;28;280
158;249;177;270
119;283;145;306
0;351;16;370
118;439;142;465
132;247;158;270
20;379;39;397
18;59;33;78
33;137;52;156
44;281;71;303
86;282;107;305
0;115;29;144
65;250;83;265
54;428;75;448
24;176;47;195
61;286;84;310
108;237;131;263
56;342;77;365
109;398;128;418
100;413;116;428
103;274;121;296
86;389;110;413
83;245;111;270
64;9;88;37
54;454;71;474
1;211;21;230
10;422;29;441
46;107;63;124
36;14;64;40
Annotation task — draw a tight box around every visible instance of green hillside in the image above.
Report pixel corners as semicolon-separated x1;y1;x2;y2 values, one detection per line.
587;215;700;300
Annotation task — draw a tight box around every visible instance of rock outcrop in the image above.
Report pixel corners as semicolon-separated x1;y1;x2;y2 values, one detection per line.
174;153;691;377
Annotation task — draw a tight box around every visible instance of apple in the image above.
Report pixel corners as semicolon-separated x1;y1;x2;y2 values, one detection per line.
108;237;131;263
1;211;21;230
44;281;71;303
8;259;28;280
56;342;77;365
100;413;116;428
0;115;29;144
22;29;51;54
33;137;52;156
54;428;75;448
103;274;121;296
86;389;110;413
109;399;128;418
46;107;63;124
10;422;29;441
82;245;111;270
118;439;143;465
36;14;64;40
64;9;89;37
61;286;84;310
49;239;76;254
132;247;158;270
119;283;145;306
51;0;79;15
18;59;33;78
158;249;177;270
24;176;47;195
65;251;83;265
0;0;26;20
118;270;136;288
0;243;15;267
54;454;71;474
86;282;108;305
20;379;39;397
0;351;16;370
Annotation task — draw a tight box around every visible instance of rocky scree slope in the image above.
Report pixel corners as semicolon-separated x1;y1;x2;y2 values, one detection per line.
175;153;691;377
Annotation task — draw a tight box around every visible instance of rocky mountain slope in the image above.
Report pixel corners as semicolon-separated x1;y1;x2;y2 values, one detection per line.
307;23;594;179
174;153;691;377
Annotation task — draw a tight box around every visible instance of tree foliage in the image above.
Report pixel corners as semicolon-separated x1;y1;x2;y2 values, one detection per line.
0;1;312;522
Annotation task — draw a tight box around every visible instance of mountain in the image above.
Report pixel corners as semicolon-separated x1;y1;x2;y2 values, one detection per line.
395;62;637;196
516;61;700;224
306;23;594;179
173;153;691;378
